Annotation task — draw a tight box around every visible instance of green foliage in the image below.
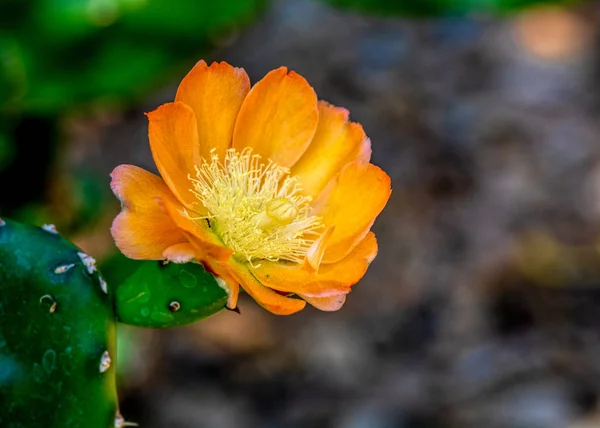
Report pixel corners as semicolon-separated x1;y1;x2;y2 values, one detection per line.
0;0;268;114
116;260;228;328
0;0;268;215
0;219;227;428
101;251;228;329
0;219;118;428
0;130;14;170
0;218;229;424
321;0;579;17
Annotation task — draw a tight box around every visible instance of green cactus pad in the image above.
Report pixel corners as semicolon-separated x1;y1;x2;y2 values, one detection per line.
115;260;228;328
0;219;118;428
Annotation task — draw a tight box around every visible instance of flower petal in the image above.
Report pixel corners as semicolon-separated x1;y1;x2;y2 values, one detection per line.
315;162;390;264
232;67;318;168
163;243;197;264
230;261;306;315
176;60;250;161
211;263;241;311
252;232;378;297
161;199;233;263
110;165;187;259
197;257;241;310
147;101;202;210
292;101;371;197
305;226;335;271
298;293;347;311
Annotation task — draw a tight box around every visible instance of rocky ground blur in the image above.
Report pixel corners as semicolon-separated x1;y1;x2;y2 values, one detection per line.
63;0;600;427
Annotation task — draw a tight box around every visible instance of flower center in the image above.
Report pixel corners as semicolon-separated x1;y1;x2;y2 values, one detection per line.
189;148;323;264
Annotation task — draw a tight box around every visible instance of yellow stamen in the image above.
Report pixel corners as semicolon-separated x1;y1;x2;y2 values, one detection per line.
188;148;322;264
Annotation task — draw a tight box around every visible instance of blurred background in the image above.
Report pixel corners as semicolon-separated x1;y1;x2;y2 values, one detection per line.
3;0;600;427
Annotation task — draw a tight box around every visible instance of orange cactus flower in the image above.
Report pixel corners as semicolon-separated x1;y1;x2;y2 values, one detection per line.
110;61;391;315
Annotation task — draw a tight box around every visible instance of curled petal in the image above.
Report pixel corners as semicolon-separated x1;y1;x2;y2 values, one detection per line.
163;243;197;264
298;293;347;311
110;165;187;259
202;259;241;310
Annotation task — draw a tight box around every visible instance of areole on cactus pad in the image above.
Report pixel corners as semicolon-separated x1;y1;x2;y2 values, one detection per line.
0;219;119;427
0;218;229;427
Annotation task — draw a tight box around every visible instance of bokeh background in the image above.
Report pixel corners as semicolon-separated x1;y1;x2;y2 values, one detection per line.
3;0;600;427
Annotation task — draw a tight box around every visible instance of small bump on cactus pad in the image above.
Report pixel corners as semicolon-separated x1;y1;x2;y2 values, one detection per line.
0;219;118;428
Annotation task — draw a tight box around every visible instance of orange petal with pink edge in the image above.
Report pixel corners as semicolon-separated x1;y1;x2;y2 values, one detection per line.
147;101;202;210
163;243;197;264
110;165;187;259
232;67;318;168
160;199;233;263
229;261;306;315
250;261;350;297
314;162;390;264
176;61;250;161
292;101;371;197
251;232;378;297
299;293;347;311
